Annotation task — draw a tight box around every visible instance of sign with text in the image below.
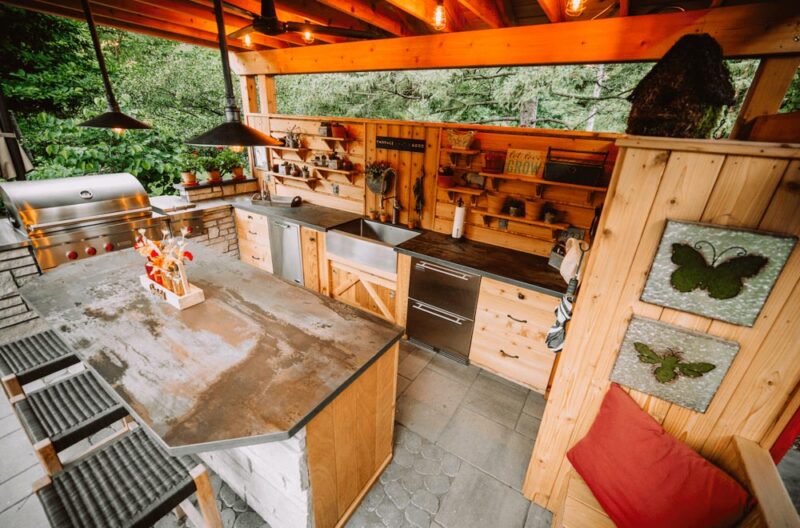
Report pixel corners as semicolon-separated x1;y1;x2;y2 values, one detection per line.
504;149;545;177
376;136;426;153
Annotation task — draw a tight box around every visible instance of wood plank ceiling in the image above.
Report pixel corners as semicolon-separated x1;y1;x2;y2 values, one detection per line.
0;0;770;52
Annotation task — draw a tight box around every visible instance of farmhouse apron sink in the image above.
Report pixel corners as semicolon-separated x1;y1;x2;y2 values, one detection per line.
327;218;420;274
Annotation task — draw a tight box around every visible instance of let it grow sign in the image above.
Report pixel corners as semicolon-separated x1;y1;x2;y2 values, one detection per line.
504;149;545;177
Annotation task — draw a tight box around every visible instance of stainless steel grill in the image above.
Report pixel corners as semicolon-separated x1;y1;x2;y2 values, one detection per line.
0;173;167;270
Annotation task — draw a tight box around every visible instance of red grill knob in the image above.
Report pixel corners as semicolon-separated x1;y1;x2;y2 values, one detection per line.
86;247;97;256
104;243;114;252
186;226;193;233
66;250;78;260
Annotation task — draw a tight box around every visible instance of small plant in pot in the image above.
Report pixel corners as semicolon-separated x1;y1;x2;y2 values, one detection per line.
178;150;201;186
505;197;525;217
198;154;222;182
379;209;390;223
437;166;456;189
542;203;559;224
217;149;247;180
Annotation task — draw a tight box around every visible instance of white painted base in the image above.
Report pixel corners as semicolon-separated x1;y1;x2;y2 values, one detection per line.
139;274;205;309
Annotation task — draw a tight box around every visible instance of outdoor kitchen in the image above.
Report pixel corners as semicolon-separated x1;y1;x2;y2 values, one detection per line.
0;1;799;528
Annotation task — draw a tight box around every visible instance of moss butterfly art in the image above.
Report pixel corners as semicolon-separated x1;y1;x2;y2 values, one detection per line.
670;241;768;300
634;342;716;384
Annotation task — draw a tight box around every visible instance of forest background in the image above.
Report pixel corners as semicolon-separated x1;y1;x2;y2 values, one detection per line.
1;5;798;195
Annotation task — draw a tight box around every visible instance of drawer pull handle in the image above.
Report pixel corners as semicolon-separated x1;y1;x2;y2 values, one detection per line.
247;215;254;220
507;314;528;324
500;349;519;359
517;292;526;300
248;229;258;235
251;255;261;261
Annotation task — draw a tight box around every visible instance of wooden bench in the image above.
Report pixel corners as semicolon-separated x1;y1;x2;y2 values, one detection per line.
560;436;800;528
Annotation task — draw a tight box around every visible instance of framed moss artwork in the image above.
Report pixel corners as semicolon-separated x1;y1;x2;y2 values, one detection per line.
641;220;796;326
610;316;740;413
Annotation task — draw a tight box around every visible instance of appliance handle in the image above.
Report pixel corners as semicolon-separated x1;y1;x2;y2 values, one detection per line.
27;207;153;232
273;221;293;229
411;302;464;325
414;261;473;281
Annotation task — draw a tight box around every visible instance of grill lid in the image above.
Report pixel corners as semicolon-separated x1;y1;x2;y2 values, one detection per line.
0;173;151;232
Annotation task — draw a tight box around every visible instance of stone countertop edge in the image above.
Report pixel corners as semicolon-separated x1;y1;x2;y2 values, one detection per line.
157;331;403;457
394;246;566;298
226;198;362;233
173;178;258;191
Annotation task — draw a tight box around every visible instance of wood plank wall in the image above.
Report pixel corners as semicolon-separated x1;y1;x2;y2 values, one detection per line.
244;111;618;256
523;136;800;518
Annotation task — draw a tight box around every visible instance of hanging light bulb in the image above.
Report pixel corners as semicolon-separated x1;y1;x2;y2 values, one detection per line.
565;0;586;17
243;33;252;47
302;29;315;44
229;145;244;153
111;127;125;136
433;0;446;31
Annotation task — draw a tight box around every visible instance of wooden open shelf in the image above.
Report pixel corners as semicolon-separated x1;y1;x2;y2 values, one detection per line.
445;186;485;205
473;207;569;232
443;148;480;165
478;172;606;202
268;146;309;160
267;171;319;189
312;165;358;183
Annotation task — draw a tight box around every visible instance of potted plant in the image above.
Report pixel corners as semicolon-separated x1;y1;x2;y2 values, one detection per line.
506;197;525;217
542;203;559;224
218;149;246;180
379;210;390;223
179;150;200;186
198;154;221;182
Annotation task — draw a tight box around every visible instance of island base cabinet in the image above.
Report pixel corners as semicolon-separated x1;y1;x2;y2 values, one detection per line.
307;342;399;528
470;278;560;394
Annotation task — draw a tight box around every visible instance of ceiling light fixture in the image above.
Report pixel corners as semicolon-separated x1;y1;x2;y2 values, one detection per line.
78;0;150;131
433;0;447;31
302;28;315;44
186;0;280;150
565;0;587;17
243;33;252;47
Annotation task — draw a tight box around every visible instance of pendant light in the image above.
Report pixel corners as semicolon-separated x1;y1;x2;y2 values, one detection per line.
433;0;447;31
186;0;280;149
78;0;149;132
565;0;587;17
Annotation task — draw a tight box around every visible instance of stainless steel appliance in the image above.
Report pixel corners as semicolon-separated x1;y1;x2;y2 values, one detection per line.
268;218;304;285
149;196;206;239
406;258;481;363
0;173;166;270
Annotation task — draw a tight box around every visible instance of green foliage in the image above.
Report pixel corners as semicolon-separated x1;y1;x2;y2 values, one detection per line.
216;149;245;176
20;112;183;196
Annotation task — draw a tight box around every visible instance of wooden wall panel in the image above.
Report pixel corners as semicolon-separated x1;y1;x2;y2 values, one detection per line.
523;137;800;517
307;343;399;528
246;112;618;254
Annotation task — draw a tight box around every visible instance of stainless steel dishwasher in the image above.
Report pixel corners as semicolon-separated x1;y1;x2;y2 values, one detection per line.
268;218;304;285
406;258;481;364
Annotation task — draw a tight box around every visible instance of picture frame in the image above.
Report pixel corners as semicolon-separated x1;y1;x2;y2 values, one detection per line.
609;316;740;413
252;146;268;169
640;220;796;327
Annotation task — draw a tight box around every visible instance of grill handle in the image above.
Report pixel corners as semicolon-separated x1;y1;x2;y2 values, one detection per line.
27;207;153;232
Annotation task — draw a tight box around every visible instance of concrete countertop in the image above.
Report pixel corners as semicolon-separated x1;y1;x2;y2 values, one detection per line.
226;196;362;232
396;230;567;297
0;219;30;251
149;195;231;215
20;245;403;455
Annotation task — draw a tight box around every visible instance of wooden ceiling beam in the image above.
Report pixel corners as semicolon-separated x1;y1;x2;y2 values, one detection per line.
90;0;289;48
618;0;629;16
536;0;563;23
315;0;416;36
458;0;505;28
231;2;800;75
383;0;466;32
1;0;249;50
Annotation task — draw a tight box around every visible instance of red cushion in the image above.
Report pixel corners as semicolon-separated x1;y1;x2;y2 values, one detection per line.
567;384;750;528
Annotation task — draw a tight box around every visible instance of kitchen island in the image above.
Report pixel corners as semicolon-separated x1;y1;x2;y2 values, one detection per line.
20;244;403;528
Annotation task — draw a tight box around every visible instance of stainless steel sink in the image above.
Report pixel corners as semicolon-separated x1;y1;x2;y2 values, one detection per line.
327;219;420;274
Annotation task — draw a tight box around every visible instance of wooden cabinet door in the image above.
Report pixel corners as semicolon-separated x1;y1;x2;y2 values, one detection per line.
234;209;272;272
470;277;560;393
300;227;321;292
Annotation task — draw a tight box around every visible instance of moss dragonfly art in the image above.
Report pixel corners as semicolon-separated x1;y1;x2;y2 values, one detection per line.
670;241;768;300
634;342;716;384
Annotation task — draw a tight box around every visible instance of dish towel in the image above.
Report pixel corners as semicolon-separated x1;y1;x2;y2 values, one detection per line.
547;240;589;352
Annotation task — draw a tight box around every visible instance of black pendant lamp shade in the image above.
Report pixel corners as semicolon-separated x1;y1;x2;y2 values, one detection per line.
187;0;279;147
78;0;150;130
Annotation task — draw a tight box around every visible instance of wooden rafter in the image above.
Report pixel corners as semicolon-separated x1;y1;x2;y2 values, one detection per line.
458;0;505;28
1;0;246;50
384;0;466;32
88;0;289;48
231;2;800;75
315;0;416;36
536;0;563;22
496;0;516;26
618;0;629;16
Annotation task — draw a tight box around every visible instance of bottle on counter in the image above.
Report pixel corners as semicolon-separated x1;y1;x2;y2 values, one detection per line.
452;197;466;239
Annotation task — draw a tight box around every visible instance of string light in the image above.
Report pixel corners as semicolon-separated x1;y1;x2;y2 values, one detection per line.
565;0;586;17
302;29;315;44
244;33;252;47
433;0;446;31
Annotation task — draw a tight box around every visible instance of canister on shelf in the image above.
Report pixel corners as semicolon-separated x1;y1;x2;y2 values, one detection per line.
452;197;466;239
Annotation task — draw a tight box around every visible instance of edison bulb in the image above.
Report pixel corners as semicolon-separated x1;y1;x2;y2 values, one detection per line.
229;145;244;153
244;34;252;47
112;127;125;135
302;30;315;44
565;0;586;17
433;1;446;31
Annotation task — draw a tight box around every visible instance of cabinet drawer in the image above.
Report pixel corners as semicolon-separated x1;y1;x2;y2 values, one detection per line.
239;238;272;272
469;327;555;393
475;278;560;342
234;209;270;245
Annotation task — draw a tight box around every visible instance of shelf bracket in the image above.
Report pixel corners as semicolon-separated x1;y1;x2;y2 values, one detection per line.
534;184;544;199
